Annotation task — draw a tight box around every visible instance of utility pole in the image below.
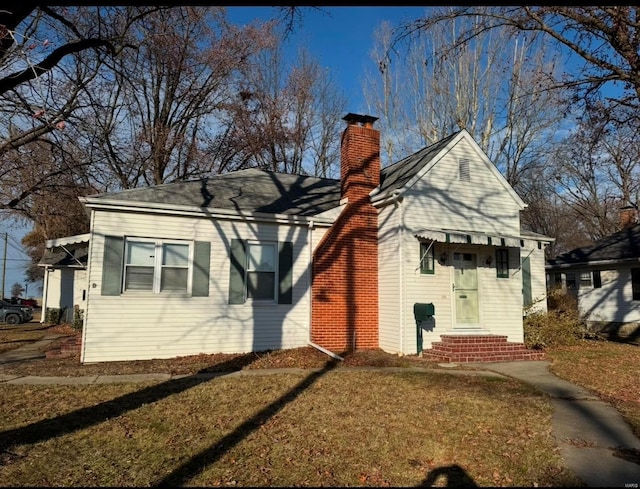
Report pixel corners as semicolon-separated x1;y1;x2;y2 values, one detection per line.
1;232;6;300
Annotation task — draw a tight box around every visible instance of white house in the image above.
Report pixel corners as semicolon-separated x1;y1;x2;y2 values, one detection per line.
72;113;550;363
546;215;640;342
39;234;89;324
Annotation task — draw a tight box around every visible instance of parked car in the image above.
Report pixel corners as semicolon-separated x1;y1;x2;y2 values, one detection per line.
0;299;34;325
9;297;38;308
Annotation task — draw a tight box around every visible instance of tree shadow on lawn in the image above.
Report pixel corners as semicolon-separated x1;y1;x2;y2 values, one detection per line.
0;354;338;486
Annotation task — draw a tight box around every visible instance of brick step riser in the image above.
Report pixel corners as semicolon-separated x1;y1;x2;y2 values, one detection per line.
430;343;528;352
438;335;509;344
423;352;545;363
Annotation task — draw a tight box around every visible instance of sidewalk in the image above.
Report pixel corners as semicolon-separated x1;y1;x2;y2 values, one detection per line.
1;337;639;487
472;360;640;488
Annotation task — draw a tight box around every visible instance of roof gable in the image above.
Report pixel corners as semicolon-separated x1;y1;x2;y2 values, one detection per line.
373;129;526;209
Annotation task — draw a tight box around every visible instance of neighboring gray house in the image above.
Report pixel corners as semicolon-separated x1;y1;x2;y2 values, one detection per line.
52;113;551;363
546;220;640;341
39;234;89;323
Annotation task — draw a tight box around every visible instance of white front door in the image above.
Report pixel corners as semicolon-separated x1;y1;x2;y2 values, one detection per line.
453;252;480;326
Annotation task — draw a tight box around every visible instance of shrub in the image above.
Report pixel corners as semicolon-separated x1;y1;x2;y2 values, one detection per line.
73;305;84;330
523;288;588;349
44;307;61;325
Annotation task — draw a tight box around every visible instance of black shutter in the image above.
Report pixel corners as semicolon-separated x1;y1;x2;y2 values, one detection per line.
228;239;246;304
192;241;211;297
102;236;124;295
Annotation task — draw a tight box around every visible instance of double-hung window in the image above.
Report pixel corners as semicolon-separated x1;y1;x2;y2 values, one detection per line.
247;242;277;300
229;239;293;305
124;239;191;293
496;249;509;278
101;236;210;297
419;241;435;274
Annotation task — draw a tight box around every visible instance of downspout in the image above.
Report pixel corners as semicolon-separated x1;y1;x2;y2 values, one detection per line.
307;218;344;361
41;266;50;323
397;192;405;355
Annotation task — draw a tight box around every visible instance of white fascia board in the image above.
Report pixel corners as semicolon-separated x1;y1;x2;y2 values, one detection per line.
80;198;336;227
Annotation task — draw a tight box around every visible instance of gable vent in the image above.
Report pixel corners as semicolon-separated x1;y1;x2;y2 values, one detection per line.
459;159;470;182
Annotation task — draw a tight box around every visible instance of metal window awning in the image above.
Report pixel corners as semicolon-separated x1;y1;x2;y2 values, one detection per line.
414;228;525;247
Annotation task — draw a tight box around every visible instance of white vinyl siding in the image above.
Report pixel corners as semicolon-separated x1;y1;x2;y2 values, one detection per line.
524;245;549;314
377;134;534;354
566;266;640;323
377;204;402;353
403;137;522;235
83;210;319;363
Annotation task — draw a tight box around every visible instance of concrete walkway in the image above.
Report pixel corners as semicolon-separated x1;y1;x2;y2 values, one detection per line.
1;339;639;487
472;360;640;488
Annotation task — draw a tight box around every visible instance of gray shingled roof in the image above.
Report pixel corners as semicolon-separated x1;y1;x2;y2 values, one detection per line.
547;224;640;267
379;132;459;194
89;168;342;216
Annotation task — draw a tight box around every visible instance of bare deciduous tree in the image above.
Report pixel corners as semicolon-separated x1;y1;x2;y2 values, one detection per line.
220;44;347;177
366;13;567;199
392;7;640;118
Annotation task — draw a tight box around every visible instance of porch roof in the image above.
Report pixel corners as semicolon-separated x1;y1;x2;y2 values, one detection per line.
414;228;536;248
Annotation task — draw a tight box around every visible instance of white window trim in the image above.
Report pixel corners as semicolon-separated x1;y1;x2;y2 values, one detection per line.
245;240;278;304
123;237;194;295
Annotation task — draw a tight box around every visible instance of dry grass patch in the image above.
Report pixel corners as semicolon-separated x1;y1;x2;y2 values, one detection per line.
0;370;581;487
546;339;640;438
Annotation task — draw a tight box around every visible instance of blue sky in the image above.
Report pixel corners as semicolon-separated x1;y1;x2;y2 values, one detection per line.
226;6;429;113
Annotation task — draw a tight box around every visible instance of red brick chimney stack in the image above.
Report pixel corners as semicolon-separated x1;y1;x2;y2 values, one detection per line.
340;113;380;202
619;204;638;229
311;113;380;352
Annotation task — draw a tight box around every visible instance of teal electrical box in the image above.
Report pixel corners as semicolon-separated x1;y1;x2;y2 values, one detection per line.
414;303;435;354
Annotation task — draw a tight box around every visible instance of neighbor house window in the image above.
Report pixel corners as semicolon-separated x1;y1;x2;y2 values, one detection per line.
420;241;435;274
579;271;592;288
229;239;293;305
554;272;562;287
632;268;640;300
496;249;509;278
124;239;191;293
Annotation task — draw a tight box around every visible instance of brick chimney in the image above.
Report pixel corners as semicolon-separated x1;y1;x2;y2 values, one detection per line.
311;113;380;353
619;204;638;229
340;113;380;200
